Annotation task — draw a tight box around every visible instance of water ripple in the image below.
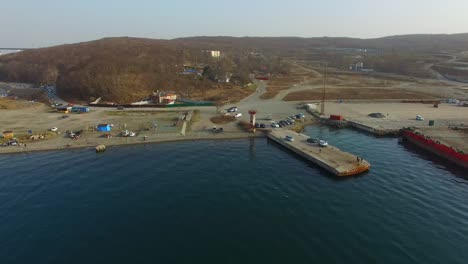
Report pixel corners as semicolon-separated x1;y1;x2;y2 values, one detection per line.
0;128;467;264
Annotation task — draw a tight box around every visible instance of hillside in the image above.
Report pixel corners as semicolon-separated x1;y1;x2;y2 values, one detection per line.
1;34;468;103
0;38;199;103
177;33;468;53
0;37;284;103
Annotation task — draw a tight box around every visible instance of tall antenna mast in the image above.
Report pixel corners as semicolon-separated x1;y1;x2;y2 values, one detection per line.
320;62;327;115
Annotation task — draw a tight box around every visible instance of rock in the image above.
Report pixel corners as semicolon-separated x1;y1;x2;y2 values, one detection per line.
95;144;106;153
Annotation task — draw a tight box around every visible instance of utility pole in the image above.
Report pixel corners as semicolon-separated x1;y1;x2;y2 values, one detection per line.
320;62;327;115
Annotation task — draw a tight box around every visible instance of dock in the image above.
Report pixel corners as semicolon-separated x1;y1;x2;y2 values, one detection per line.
267;130;370;176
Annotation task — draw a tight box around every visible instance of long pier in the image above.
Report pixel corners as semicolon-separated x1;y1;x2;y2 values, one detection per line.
267;130;370;176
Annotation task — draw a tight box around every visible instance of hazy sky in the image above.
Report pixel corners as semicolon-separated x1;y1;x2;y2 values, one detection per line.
1;0;467;48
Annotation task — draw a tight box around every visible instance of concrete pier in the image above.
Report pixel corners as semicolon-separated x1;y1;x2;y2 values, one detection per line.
267;130;370;176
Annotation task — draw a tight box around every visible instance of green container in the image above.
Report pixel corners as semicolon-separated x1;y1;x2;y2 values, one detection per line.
428;120;435;126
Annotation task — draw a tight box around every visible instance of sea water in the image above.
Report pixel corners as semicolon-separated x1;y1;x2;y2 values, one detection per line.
0;126;467;264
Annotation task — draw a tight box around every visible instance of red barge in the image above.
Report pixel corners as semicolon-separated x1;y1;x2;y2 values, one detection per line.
402;130;468;169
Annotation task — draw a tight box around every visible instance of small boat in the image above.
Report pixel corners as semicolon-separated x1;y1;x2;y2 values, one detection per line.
285;135;294;142
319;140;328;147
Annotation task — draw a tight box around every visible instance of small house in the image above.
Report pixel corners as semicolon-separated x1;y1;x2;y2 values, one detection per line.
152;92;177;105
2;131;14;139
202;50;221;58
97;124;112;132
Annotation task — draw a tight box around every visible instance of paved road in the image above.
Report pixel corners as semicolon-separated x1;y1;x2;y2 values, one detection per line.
42;85;69;106
425;55;461;83
233;81;304;123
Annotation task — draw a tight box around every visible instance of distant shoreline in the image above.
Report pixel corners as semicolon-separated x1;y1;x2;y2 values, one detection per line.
0;132;266;156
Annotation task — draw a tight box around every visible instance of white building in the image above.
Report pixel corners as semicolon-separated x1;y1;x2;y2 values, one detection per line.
210;50;221;58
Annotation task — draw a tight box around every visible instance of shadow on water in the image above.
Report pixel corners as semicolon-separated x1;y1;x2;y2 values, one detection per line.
316;124;400;138
399;140;468;180
266;138;369;182
248;137;256;160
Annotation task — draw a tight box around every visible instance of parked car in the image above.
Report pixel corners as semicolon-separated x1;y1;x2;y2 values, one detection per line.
319;140;328;147
307;138;318;143
260;124;266;128
117;106;125;110
49;127;58;132
416;115;424;121
297;113;305;118
227;107;238;112
234;113;242;118
270;122;279;128
285;135;294;142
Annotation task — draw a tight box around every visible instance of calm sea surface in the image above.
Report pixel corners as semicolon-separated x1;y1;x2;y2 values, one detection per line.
0;126;467;264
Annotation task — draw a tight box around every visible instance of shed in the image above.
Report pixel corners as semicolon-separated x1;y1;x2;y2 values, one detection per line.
97;124;112;132
2;131;14;139
71;106;90;113
152;92;177;105
330;115;344;121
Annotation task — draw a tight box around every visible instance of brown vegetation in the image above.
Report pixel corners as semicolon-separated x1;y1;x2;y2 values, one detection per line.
290;123;306;133
283;88;438;101
0;98;40;110
0;38;268;104
190;83;256;103
210;115;236;124
2;34;468;103
263;63;310;96
176;34;468;53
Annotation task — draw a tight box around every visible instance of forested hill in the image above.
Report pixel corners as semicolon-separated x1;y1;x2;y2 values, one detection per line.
0;33;467;103
0;38;184;103
177;33;468;52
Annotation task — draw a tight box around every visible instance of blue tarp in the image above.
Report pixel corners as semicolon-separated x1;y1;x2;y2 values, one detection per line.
97;125;111;132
